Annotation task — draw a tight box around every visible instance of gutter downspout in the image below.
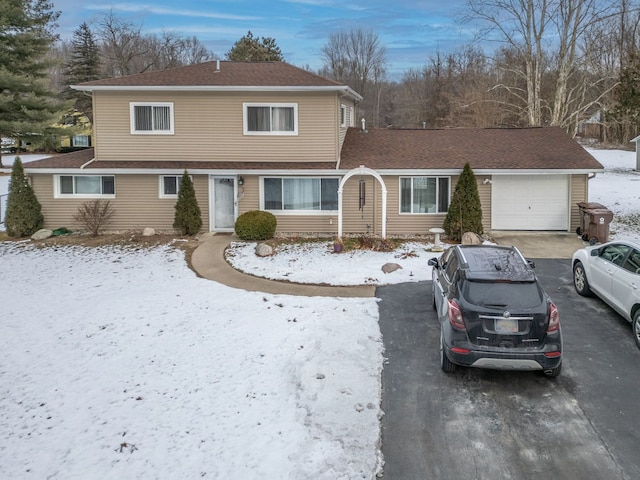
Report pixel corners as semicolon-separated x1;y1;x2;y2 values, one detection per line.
80;158;96;169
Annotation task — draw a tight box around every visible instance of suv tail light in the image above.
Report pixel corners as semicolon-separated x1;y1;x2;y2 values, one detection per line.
448;299;466;330
547;302;560;333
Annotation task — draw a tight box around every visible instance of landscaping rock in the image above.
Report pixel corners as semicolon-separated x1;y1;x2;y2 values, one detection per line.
382;262;402;274
462;231;483;245
142;227;156;237
31;229;53;240
255;243;274;257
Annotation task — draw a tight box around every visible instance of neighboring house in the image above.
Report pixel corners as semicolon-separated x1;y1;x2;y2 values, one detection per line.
57;110;92;151
8;60;603;237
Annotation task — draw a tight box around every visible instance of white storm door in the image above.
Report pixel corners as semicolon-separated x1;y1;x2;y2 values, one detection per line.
210;176;236;231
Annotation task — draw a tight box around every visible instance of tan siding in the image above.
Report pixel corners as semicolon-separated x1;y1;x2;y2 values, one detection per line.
237;175;260;215
93;91;340;163
570;174;588;231
478;180;492;233
238;175;338;234
381;176;455;236
338;99;355;154
339;175;489;237
342;176;377;234
32;173;209;232
273;216;339;235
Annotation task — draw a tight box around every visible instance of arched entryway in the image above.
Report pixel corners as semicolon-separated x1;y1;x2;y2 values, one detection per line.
338;165;388;238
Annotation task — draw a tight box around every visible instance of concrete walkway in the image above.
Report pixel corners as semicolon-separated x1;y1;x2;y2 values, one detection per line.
190;233;376;297
190;231;587;296
490;231;587;259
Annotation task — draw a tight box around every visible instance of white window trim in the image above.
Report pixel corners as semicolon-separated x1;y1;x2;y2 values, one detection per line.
243;103;298;136
398;176;450;215
340;104;347;128
73;134;90;147
349;106;354;127
259;176;339;215
53;174;116;199
159;174;192;199
130;102;175;135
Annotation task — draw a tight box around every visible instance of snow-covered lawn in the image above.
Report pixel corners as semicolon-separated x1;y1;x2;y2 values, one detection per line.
586;148;640;243
0;243;383;479
1;148;639;479
227;241;440;286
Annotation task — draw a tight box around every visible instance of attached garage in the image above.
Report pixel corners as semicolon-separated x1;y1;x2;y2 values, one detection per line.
491;175;570;231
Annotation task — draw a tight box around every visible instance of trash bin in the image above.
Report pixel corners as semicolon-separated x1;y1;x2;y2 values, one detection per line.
577;202;613;245
576;202;606;237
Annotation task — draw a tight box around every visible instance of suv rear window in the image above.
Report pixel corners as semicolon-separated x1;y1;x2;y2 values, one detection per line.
462;281;543;308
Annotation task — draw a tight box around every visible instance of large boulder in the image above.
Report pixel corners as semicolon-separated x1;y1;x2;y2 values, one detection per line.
462;232;483;245
255;243;274;257
382;262;402;274
31;229;53;240
142;227;156;237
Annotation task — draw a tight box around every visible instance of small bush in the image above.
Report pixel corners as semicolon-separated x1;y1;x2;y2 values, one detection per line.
235;210;277;240
73;199;114;236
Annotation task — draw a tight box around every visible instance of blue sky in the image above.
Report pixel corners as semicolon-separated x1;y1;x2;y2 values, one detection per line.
52;0;475;79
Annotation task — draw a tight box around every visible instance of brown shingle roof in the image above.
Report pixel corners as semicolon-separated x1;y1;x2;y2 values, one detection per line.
24;127;602;173
24;149;336;171
24;148;95;168
75;61;349;89
340;126;603;170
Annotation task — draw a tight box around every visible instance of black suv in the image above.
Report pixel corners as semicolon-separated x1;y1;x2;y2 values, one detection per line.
428;245;562;377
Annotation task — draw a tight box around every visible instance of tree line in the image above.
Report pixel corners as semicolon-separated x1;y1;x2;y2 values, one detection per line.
3;0;640;170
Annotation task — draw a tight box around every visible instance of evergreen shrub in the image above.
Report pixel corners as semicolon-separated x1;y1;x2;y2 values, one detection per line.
443;163;483;242
4;157;44;237
235;210;277;240
173;171;202;235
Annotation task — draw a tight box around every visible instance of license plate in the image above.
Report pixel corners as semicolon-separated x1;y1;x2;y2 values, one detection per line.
495;318;518;334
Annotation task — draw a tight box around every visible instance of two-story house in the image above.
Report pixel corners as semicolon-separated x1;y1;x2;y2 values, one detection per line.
19;60;603;237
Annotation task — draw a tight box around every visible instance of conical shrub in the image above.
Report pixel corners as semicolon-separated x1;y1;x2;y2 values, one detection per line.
443;163;483;242
173;170;202;235
4;157;44;237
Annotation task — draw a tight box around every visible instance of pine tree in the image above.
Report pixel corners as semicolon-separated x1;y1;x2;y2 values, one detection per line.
0;0;65;167
63;22;101;122
443;163;483;242
225;31;283;62
173;171;202;235
4;157;44;237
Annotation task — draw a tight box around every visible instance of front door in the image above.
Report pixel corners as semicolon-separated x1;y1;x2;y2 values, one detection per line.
210;176;236;231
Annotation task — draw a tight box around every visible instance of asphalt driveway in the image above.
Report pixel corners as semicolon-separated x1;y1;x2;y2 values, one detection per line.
377;259;640;480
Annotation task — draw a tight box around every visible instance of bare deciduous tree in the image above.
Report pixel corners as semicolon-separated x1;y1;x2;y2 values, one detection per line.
321;28;387;126
465;0;620;129
95;11;215;77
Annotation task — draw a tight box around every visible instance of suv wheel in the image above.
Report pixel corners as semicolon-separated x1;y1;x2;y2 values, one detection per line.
633;311;640;350
440;331;456;373
573;261;592;296
544;361;562;378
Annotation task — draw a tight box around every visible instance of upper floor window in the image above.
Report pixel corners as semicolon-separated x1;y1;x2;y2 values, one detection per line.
400;177;450;214
244;103;298;135
130;102;174;134
340;105;347;127
262;177;338;213
55;175;115;198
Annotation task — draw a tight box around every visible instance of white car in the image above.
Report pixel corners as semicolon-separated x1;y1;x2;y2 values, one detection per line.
572;241;640;349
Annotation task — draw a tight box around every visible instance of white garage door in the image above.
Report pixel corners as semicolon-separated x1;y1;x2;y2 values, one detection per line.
492;175;569;230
